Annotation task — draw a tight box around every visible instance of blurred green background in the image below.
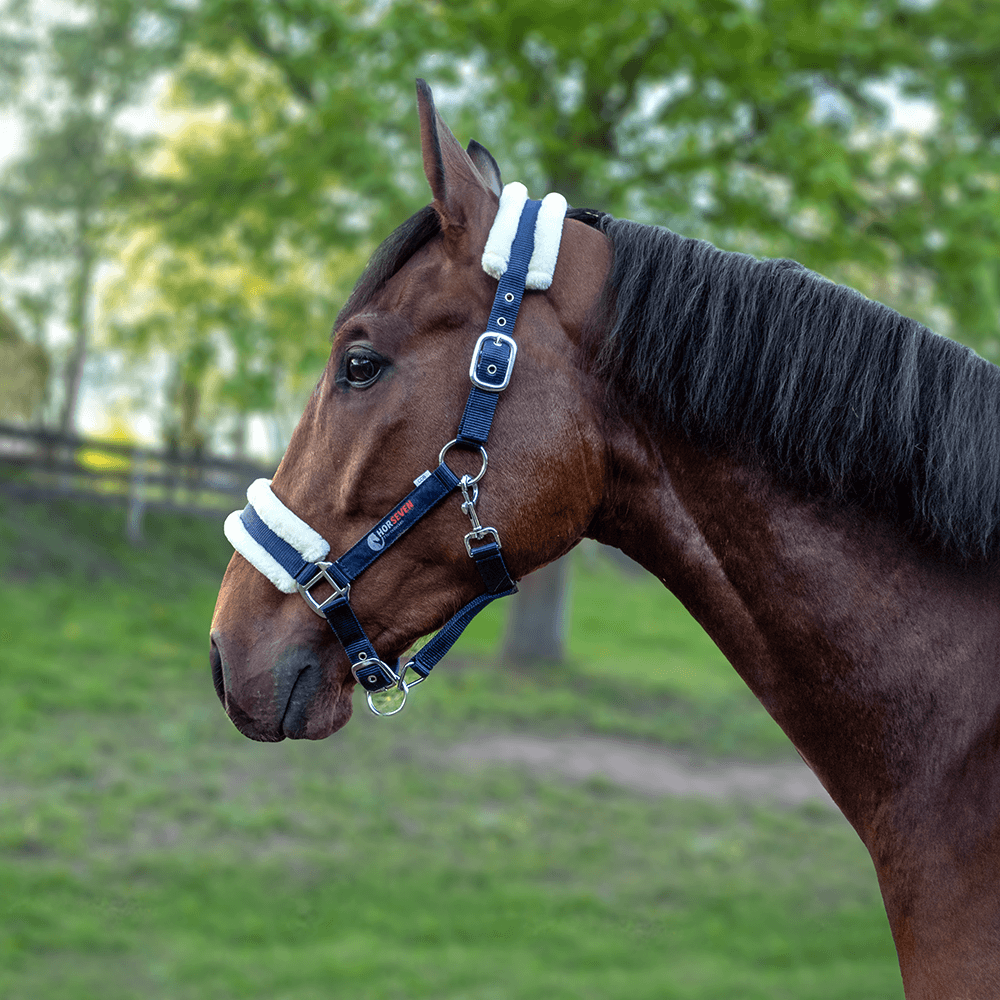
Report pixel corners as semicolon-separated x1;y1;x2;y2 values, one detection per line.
0;495;902;998
4;0;998;995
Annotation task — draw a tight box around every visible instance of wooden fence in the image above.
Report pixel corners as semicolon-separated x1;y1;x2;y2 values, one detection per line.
0;422;273;542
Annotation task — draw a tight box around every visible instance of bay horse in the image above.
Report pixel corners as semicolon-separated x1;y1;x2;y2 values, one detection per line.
211;80;1000;997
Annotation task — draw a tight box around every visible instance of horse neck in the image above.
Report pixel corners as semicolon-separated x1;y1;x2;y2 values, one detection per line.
589;417;1000;833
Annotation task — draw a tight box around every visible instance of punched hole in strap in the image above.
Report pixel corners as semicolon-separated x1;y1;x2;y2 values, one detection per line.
469;332;517;392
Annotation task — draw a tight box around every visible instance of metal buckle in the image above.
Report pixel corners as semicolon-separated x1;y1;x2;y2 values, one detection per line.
296;561;350;618
351;652;399;691
469;332;517;391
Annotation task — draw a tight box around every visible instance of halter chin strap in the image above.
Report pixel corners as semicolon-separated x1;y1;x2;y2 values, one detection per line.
224;184;567;716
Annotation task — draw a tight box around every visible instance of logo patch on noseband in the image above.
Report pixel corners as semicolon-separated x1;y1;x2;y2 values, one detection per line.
366;499;416;551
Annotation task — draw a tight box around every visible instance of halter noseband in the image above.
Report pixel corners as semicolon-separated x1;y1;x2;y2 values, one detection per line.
224;183;568;716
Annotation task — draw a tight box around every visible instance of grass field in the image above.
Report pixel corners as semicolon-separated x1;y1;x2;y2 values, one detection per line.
0;495;903;998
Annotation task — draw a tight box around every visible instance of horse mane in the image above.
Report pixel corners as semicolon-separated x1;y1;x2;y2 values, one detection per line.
587;215;1000;561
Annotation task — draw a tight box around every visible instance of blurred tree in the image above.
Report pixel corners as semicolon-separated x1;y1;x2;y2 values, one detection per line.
429;0;999;349
0;308;48;421
0;0;180;434
103;46;373;453
106;0;1000;417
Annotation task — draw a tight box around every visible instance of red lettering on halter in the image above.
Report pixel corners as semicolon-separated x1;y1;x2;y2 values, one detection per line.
372;500;417;541
390;500;414;525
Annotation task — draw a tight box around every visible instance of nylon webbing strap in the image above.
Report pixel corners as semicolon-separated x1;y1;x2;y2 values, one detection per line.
321;595;399;691
456;198;540;446
332;464;460;583
469;540;513;594
240;505;317;585
407;584;517;679
405;538;516;680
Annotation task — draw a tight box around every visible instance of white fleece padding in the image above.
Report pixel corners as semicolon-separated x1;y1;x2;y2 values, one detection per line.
481;182;528;279
482;182;567;291
525;192;568;290
223;479;332;594
246;478;330;562
224;509;299;593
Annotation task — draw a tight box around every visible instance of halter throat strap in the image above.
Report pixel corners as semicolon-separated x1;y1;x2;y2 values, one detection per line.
224;185;567;715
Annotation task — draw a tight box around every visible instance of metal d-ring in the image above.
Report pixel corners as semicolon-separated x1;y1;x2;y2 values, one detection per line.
366;681;408;717
366;658;430;716
438;439;488;485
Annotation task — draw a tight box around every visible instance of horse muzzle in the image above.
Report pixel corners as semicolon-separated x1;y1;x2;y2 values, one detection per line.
209;631;353;741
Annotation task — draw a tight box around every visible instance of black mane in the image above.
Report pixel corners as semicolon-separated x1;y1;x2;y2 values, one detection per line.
589;215;1000;560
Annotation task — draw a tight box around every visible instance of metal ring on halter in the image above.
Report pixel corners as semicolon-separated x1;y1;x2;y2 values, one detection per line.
365;660;428;716
438;439;488;484
296;561;350;618
366;681;408;717
399;660;428;689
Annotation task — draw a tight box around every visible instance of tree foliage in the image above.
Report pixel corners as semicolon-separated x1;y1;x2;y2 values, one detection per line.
0;308;48;420
4;0;999;443
0;0;180;433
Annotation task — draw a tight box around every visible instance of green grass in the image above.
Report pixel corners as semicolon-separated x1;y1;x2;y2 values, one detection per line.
0;495;902;998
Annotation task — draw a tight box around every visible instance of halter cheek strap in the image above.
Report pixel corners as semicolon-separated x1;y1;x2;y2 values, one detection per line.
224;184;567;716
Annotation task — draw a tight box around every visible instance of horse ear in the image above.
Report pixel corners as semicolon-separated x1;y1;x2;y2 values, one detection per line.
416;78;496;231
466;140;503;198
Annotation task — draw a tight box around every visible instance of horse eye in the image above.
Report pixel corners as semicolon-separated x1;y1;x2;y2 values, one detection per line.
344;350;384;389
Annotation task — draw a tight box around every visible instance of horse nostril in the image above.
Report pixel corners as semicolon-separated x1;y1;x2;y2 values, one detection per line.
210;636;226;705
282;661;324;739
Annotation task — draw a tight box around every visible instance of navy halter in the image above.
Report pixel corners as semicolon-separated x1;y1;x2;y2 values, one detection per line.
228;194;555;715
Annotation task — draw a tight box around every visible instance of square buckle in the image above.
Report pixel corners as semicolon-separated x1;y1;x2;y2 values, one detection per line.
469;332;517;392
296;561;350;617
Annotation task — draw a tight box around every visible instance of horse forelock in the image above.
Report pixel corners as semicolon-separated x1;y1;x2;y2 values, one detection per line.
336;204;604;334
589;215;1000;561
334;205;442;330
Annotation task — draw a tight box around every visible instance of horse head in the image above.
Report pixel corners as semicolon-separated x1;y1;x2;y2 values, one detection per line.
210;81;611;741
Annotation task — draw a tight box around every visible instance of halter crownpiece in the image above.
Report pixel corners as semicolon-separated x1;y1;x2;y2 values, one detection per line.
482;183;568;290
224;184;567;716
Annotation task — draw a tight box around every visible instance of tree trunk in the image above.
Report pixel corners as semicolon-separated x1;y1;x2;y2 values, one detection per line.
58;219;94;438
501;556;570;665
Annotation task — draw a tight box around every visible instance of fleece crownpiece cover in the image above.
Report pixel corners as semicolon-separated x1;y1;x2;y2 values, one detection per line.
481;182;567;291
